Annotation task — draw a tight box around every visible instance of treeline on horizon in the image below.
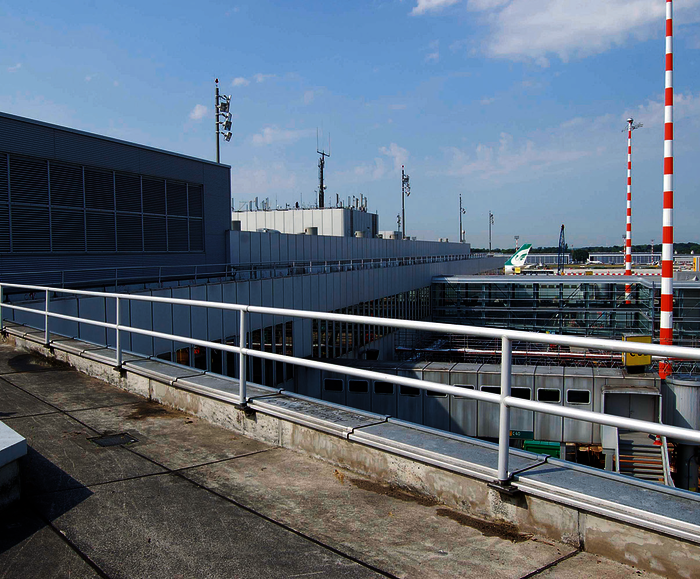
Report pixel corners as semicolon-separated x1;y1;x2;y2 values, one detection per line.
471;242;700;261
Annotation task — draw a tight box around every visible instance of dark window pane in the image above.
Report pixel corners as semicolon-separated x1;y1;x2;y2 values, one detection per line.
482;386;501;395
348;380;368;393
566;390;590;404
512;387;531;400
324;378;343;392
374;381;394;395
537;388;561;403
188;184;203;217
400;385;420;397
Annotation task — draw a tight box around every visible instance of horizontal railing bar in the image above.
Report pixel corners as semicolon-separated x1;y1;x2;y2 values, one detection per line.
2;282;700;359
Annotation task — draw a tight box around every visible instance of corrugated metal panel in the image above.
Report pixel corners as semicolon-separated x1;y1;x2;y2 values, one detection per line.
139;150;202;183
84;168;114;211
86;211;116;251
0;117;55;158
143;215;167;252
10;156;48;205
50;162;84;208
0;204;10;252
54;131;141;173
52;209;86;252
115;173;142;212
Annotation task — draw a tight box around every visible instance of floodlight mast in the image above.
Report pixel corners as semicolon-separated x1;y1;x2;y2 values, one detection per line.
215;79;233;163
401;166;410;239
459;194;466;243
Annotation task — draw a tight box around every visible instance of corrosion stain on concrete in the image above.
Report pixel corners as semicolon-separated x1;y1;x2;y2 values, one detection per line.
127;401;182;420
348;477;439;507
436;507;530;543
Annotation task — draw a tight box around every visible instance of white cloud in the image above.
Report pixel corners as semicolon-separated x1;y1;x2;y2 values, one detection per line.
425;40;440;62
463;0;700;64
232;77;249;87
445;131;590;178
253;73;275;83
7;63;21;72
412;0;460;16
189;104;208;121
379;143;410;173
251;126;313;146
231;161;298;197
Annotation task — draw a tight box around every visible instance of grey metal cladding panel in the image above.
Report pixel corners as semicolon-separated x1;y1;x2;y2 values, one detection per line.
54;131;140;172
0;117;55;158
139;149;203;183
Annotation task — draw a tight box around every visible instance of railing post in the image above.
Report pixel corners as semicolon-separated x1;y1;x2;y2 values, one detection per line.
497;335;512;485
115;297;122;368
44;290;50;346
239;309;247;405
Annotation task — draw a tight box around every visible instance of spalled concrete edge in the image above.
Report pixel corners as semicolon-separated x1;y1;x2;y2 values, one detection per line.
4;328;700;577
0;421;26;511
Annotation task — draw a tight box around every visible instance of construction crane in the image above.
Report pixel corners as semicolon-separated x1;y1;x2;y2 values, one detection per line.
557;224;566;275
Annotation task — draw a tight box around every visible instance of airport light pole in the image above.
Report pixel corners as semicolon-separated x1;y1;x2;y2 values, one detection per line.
401;166;410;239
459;195;466;243
215;79;232;163
488;211;494;252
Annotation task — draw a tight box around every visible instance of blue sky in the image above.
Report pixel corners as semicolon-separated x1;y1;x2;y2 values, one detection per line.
2;0;700;248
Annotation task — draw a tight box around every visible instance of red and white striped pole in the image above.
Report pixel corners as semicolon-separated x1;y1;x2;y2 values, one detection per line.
660;0;674;379
624;118;634;303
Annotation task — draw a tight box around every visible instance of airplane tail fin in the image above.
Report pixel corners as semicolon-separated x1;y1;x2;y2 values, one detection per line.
505;244;532;268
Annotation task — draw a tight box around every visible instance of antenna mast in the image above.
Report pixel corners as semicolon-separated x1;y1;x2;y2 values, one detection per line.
401;166;410;239
459;194;466;243
317;130;330;208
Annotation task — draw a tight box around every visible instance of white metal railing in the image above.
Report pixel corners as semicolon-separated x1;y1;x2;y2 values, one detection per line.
2;282;700;488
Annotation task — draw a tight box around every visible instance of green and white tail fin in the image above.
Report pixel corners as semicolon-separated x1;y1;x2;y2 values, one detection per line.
504;244;532;271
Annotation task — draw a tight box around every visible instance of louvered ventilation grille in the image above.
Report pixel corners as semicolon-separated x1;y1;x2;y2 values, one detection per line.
142;178;166;214
86;211;116;251
85;169;114;210
144;215;167;252
0;204;9;251
188;184;202;217
0;155;8;204
12;205;50;252
116;213;143;252
115;173;142;212
167;181;188;216
10;157;48;205
52;209;86;251
167;217;188;252
189;219;203;251
50;163;84;208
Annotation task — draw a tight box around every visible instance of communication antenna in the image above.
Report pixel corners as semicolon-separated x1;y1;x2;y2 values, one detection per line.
401;166;410;239
622;117;642;303
317;129;330;208
459;195;466;243
488;211;494;252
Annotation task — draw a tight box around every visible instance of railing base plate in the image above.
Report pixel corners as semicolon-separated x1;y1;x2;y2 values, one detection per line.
488;480;521;496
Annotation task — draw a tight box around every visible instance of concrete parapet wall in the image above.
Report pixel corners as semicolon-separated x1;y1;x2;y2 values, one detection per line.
5;326;700;578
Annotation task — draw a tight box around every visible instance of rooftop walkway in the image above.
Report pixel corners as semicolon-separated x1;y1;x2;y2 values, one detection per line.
0;327;696;577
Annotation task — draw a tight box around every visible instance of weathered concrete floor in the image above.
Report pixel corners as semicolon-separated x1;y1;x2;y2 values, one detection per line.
0;343;661;578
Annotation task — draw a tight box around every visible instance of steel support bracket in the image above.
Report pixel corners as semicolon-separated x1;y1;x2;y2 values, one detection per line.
488;480;521;496
233;403;256;417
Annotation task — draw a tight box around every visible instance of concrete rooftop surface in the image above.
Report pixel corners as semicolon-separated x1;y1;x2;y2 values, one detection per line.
0;342;664;579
